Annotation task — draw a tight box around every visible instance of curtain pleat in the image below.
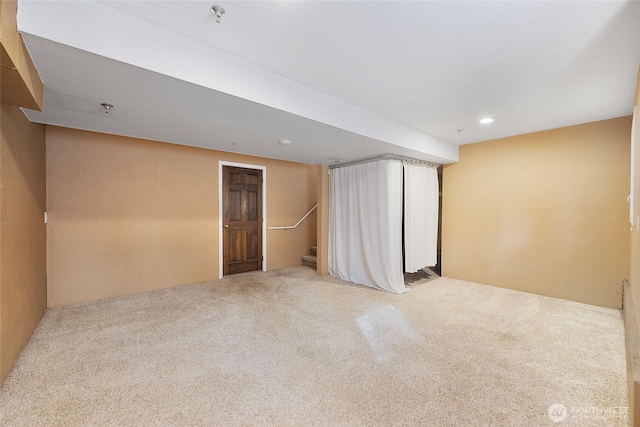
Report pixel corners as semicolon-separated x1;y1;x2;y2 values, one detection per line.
328;160;407;294
404;163;439;273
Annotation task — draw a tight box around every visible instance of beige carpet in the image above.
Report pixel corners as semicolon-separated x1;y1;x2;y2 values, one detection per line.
0;267;628;426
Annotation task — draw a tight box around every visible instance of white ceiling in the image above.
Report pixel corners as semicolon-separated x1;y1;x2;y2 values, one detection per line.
17;0;640;165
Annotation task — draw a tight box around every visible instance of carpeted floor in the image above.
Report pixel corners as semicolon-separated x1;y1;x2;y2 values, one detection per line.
0;267;628;426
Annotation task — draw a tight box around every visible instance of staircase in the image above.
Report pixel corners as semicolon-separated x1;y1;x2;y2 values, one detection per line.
301;245;317;269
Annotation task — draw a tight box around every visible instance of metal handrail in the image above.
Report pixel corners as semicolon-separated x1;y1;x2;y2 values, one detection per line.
268;204;317;230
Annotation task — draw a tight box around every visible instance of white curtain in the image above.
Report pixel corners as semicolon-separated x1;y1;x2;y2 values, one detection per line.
404;163;439;273
328;160;408;294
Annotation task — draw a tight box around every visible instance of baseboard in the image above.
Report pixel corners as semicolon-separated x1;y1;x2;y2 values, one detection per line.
623;283;640;427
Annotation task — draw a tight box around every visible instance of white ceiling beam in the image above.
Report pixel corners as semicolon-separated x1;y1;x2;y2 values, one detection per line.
17;0;458;163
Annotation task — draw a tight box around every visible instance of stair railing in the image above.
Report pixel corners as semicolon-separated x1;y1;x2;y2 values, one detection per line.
268;204;317;230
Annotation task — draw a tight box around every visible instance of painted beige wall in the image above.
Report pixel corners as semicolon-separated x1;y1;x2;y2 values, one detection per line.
47;127;317;307
633;230;640;318
625;65;640;427
442;117;631;309
0;105;46;385
316;165;329;275
0;0;44;110
630;66;640;334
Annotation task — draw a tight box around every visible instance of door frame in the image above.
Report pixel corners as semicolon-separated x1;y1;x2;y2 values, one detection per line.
218;161;267;279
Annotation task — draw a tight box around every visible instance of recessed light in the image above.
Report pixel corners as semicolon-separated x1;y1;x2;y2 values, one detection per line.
479;117;494;124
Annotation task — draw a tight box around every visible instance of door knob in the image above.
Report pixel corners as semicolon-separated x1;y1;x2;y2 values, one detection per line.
224;224;229;228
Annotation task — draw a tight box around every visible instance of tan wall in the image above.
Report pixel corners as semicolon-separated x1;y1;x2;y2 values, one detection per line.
442;117;631;309
0;105;47;385
316;165;329;275
628;67;640;427
47;127;317;307
631;65;640;337
0;0;44;110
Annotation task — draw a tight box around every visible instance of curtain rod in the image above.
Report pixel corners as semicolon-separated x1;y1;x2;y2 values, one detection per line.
329;154;440;170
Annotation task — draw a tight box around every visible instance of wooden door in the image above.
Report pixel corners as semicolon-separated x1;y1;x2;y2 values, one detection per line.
222;166;263;275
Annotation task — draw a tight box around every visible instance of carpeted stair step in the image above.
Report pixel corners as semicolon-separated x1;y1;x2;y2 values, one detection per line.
310;246;317;256
301;255;317;269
